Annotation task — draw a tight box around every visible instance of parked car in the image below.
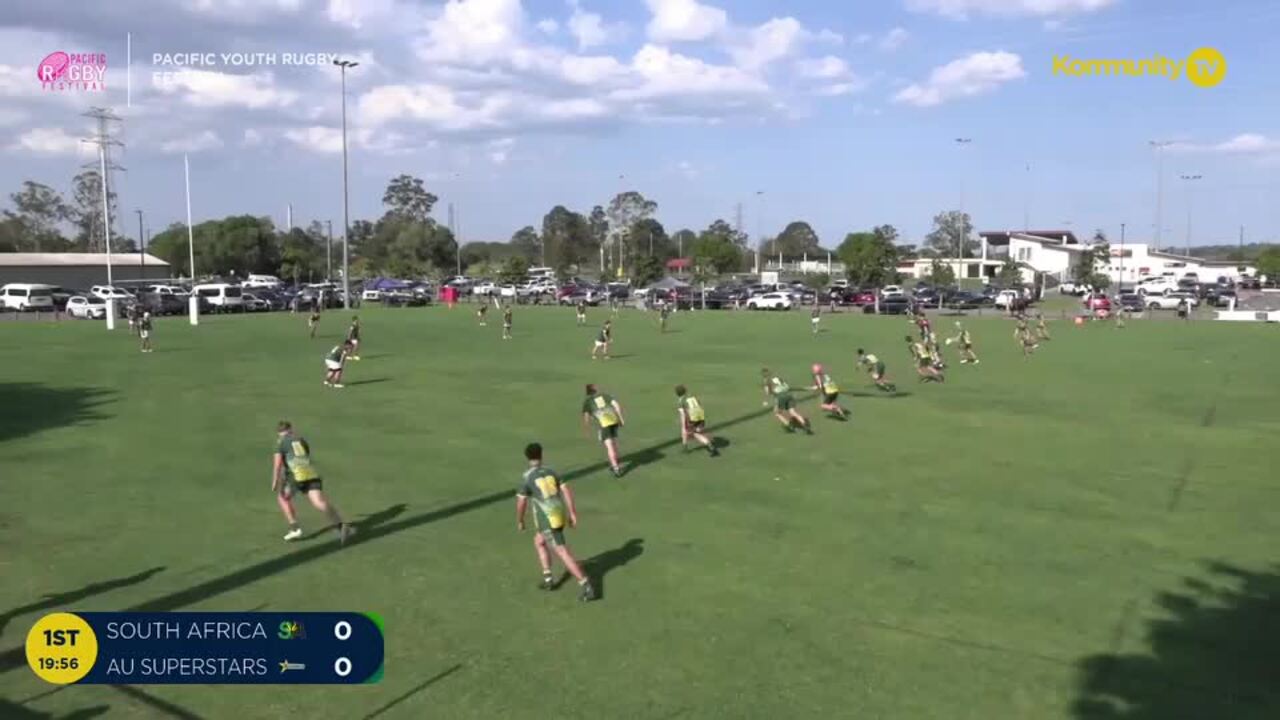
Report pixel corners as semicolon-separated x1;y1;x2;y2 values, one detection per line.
90;285;134;302
1116;292;1144;312
136;291;185;316
382;288;429;307
1136;276;1179;296
1058;281;1088;296
745;292;793;310
2;283;56;311
863;296;912;315
241;291;272;312
1083;292;1112;312
993;289;1022;309
66;295;108;319
880;285;905;298
947;291;984;309
242;274;283;290
1208;287;1237;307
192;283;245;312
472;281;498;297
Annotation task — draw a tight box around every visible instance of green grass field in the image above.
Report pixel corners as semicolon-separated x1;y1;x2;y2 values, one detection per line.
2;306;1277;719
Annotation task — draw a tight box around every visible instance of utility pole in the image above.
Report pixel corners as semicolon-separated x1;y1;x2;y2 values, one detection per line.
136;209;145;276
325;220;333;280
80;107;124;277
1150;140;1173;250
1180;173;1202;257
954;137;973;282
754;190;765;275
334;58;359;309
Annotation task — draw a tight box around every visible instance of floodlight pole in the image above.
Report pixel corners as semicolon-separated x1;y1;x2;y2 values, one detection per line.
335;58;359;309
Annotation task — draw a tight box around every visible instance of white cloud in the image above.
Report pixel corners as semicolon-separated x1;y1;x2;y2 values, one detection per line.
906;0;1116;20
152;70;298;109
853;33;873;45
185;0;304;20
816;82;859;96
558;54;628;86
879;27;909;51
797;55;850;80
488;137;515;164
242;129;264;146
159;130;224;154
536;18;559;34
0;107;28;127
619;44;768;100
417;0;525;65
283;126;344;153
729;17;806;70
9;127;83;155
676;160;698;178
357;84;474;130
645;0;728;43
1173;134;1280;155
893;50;1025;107
325;0;394;28
566;0;621;50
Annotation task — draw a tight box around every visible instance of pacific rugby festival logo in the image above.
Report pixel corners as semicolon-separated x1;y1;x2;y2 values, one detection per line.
37;51;107;92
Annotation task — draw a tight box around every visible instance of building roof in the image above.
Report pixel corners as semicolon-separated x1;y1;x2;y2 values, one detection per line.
0;252;170;267
980;230;1082;245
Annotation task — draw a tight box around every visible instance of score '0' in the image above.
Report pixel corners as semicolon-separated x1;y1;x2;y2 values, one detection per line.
334;621;352;641
334;657;352;677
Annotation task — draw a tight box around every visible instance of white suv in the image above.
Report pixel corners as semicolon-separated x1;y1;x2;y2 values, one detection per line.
746;292;793;310
1136;276;1178;296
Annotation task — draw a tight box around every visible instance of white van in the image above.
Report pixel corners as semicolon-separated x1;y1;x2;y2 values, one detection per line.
243;274;283;289
527;266;555;279
1;283;56;311
193;283;245;312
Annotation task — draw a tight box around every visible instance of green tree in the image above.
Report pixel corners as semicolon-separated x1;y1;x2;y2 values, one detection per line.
498;255;529;284
6;181;71;251
632;255;665;287
763;220;823;259
838;229;899;286
381;174;438;223
924;210;977;259
510;226;540;261
70;169;120;252
692;219;746;275
925;258;956;286
995;258;1023;287
278;227;325;284
800;273;831;291
672;228;697;257
1073;241;1110;284
1255;246;1280;281
541;206;595;271
606;191;657;271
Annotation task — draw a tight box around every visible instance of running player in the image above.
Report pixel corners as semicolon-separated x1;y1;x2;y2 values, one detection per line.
515;442;597;601
761;368;813;434
582;384;626;477
502;305;513;340
272;421;354;544
913;310;932;342
675;385;719;456
323;340;351;388
659;302;671;333
809;363;849;420
576;299;587;325
308;306;321;339
907;335;944;382
126;303;139;335
810;305;821;335
476;303;488;326
1014;314;1038;357
1034;311;1051;341
855;348;897;393
591;320;612;360
345;316;362;360
138;311;153;353
947;321;979;364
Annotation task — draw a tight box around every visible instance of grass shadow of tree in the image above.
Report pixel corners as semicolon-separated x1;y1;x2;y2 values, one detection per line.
0;384;114;445
1073;561;1280;720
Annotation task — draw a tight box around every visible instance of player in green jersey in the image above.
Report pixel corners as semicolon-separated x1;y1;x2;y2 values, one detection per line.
345;316;362;360
761;368;813;434
1034;311;1051;341
856;348;897;393
1014;314;1038;357
591;320;613;360
502;305;513;340
659;302;671;333
516;442;596;601
576;299;587;325
582;384;626;477
675;385;719;456
308;307;321;339
272;421;353;544
946;321;979;364
138;311;154;353
906;336;944;382
810;305;821;335
809;363;849;420
323;340;352;388
476;303;488;326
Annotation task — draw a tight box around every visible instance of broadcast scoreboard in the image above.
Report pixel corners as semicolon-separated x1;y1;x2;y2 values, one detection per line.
25;612;383;685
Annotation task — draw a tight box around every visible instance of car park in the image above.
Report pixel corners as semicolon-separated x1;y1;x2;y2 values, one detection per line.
241;291;272;312
65;295;108;319
1136;276;1179;296
1116;292;1144;312
1;283;56;311
136;291;185;316
1083;292;1112;312
863;296;911;314
90;285;134;302
192;283;245;312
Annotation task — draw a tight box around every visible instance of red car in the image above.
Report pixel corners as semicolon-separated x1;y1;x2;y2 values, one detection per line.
1083;292;1111;312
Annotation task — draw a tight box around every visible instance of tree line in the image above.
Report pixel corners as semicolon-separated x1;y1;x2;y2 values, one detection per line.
2;171;1030;286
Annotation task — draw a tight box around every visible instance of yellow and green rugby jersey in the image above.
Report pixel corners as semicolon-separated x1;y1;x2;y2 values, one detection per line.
816;373;838;395
517;466;567;531
276;433;320;482
583;393;620;428
679;395;706;423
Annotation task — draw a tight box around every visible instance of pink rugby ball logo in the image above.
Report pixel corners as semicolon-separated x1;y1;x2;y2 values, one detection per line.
37;51;70;82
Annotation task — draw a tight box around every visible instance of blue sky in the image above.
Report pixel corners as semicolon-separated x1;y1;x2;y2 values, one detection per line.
1;0;1277;250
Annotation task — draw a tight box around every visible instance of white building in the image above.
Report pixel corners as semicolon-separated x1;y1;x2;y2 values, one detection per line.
1098;244;1254;285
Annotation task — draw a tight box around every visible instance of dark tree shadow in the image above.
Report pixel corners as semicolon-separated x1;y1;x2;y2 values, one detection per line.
0;566;165;634
0;699;110;720
361;663;463;719
621;447;665;475
0;384;113;444
1073;561;1280;720
299;504;407;541
582;538;645;600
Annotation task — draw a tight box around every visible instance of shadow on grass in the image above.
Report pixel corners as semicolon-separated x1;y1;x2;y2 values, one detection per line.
347;378;391;387
585;538;645;600
361;663;463;719
299;504;408;542
0;566;165;635
1072;561;1280;720
848;390;913;399
111;686;204;719
0;699;108;719
0;405;778;678
0;384;114;445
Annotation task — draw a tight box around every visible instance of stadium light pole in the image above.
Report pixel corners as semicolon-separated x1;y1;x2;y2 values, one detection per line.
955;138;973;283
1150;140;1173;251
325;220;333;281
1180;173;1202;257
334;58;358;309
754;190;765;275
136;209;145;276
